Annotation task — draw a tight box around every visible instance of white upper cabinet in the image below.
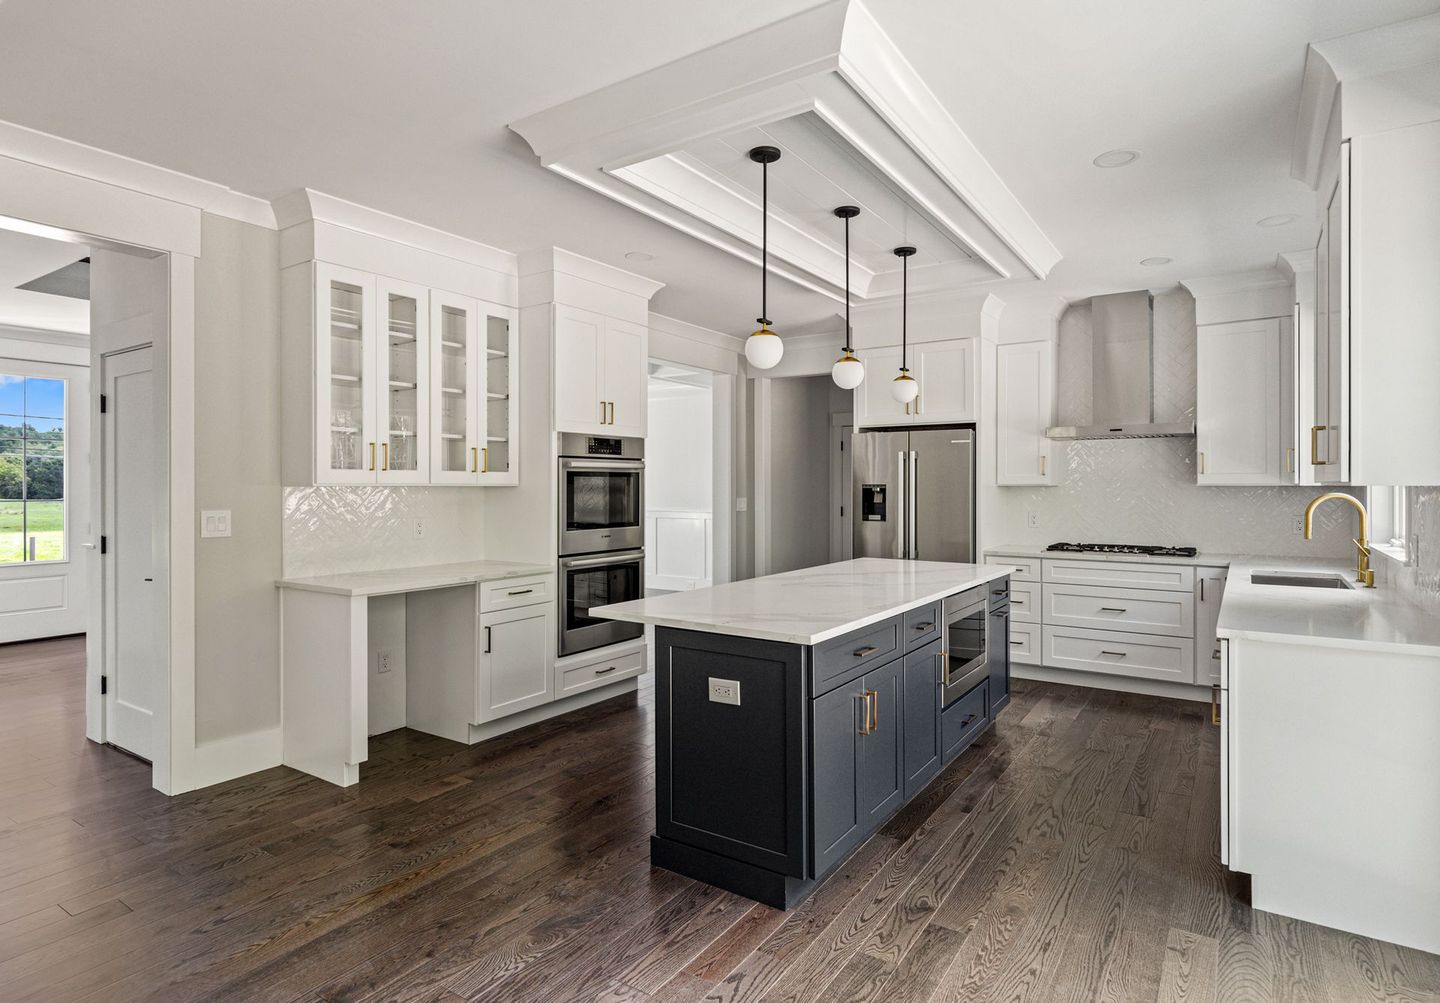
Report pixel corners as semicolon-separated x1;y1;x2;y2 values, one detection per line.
1311;158;1349;483
1197;318;1284;486
313;263;380;484
996;341;1056;486
855;339;977;428
554;304;648;437
285;262;518;487
856;346;908;427
912;340;977;424
377;277;430;485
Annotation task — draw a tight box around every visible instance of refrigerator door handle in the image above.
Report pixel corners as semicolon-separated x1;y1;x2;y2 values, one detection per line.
908;450;918;559
896;450;906;558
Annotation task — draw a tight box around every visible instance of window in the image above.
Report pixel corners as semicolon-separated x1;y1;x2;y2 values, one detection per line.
0;375;66;564
1367;485;1409;561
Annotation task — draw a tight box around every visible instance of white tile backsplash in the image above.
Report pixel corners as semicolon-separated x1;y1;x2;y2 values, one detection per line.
282;486;487;577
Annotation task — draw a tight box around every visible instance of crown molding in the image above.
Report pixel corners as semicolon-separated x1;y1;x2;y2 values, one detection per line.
1276;249;1315;278
0;118;276;229
648;312;744;352
0;323;88;348
510;0;1060;304
517;247;664;300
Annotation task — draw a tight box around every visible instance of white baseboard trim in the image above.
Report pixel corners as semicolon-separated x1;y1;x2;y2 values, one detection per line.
178;726;283;794
1013;663;1212;703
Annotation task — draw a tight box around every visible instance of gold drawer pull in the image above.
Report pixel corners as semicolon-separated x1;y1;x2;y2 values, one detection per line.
913;621;934;631
853;645;879;658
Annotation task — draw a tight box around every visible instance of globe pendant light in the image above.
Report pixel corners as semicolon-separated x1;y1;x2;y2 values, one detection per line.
744;146;784;370
890;245;919;404
831;205;865;390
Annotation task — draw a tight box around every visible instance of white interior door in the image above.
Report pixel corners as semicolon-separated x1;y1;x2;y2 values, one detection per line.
103;346;158;760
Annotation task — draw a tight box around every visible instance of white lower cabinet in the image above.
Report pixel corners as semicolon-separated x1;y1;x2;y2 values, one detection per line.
557;646;646;698
1042;625;1194;684
1008;621;1040;665
478;603;554;722
1195;567;1227;686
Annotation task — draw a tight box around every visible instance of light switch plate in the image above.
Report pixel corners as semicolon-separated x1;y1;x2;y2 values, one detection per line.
708;677;741;706
735;497;748;512
200;510;231;538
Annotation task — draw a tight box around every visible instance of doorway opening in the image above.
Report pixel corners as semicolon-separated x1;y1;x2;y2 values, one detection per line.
0;220;168;769
645;361;717;593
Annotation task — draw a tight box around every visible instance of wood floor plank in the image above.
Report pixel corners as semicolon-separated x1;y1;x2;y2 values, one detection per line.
1157;928;1219;1003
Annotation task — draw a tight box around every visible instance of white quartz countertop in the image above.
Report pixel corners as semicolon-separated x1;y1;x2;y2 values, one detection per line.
593;558;1009;645
277;560;552;598
1216;556;1440;655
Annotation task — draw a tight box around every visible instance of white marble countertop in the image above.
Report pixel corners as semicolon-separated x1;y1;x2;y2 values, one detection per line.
277;560;552;597
593;558;1009;645
1216;556;1440;656
985;544;1236;567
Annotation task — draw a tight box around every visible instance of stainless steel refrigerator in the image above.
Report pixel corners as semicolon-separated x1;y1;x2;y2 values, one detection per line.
852;426;975;562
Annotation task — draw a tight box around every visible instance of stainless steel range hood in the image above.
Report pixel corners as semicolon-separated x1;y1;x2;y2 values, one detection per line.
1046;290;1195;440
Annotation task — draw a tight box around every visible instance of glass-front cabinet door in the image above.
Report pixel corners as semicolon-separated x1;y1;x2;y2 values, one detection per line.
376;278;430;484
478;303;519;485
314;263;378;484
430;291;480;484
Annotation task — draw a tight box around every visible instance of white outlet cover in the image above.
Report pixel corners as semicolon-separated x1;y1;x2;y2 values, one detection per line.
413;519;426;539
200;510;232;538
708;677;741;706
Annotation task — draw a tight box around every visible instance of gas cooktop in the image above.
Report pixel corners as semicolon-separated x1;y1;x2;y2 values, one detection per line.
1046;542;1199;558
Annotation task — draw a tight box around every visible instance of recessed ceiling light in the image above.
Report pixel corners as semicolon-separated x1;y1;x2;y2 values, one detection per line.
1256;213;1298;227
624;251;654;262
1139;256;1172;266
1092;149;1140;168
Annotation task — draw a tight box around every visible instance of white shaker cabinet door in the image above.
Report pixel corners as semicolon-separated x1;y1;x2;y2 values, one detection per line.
856;346;910;428
554;304;606;435
477;603;554;722
603;317;647;438
912;339;976;423
996;341;1055;486
1196;318;1281;485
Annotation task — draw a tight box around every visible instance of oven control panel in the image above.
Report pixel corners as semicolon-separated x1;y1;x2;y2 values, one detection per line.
586;437;623;456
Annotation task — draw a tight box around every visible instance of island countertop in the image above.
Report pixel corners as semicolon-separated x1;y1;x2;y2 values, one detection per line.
592;557;1009;645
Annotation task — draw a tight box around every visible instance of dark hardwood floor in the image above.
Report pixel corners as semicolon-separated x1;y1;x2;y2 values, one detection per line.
2;634;1438;1002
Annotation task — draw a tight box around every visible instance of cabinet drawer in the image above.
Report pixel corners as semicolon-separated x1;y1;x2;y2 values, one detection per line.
1042;559;1194;592
1042;584;1194;638
942;681;988;763
480;575;553;613
557;648;645;697
986;555;1039;582
812;615;902;696
1041;626;1193;684
1009;582;1038;623
1008;622;1040;664
903;602;942;651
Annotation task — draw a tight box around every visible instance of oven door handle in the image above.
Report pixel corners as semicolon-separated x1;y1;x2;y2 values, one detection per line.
559;459;645;472
559;550;645;570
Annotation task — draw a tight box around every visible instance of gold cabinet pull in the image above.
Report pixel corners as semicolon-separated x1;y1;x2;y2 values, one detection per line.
382;442;389;471
857;692;871;735
609;401;615;425
1286;446;1295;474
482;447;489;473
1039;454;1046;476
869;690;879;733
1211;685;1221;726
1311;425;1326;465
471;446;478;473
600;400;607;425
1198;451;1205;475
369;441;376;471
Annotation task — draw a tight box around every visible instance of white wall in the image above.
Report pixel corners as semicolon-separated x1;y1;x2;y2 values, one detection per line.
193;213;283;742
760;375;836;575
646;385;712;512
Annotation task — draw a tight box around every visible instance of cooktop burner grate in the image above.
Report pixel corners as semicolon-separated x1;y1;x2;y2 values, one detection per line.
1046;542;1198;558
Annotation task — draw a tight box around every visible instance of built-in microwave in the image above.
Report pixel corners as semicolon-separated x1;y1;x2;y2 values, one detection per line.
558;549;645;656
558;433;644;557
941;585;989;708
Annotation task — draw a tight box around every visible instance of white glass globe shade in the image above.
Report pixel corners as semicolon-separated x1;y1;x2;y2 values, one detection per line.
745;329;784;370
890;373;920;404
831;354;865;390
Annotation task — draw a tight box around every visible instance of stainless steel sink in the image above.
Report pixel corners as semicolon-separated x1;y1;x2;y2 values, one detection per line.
1250;571;1355;590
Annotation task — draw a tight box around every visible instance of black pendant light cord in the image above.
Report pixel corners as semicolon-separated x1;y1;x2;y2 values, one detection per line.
759;158;769;326
843;213;851;352
900;251;909;371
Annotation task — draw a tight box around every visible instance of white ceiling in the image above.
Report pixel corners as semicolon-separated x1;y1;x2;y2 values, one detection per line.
0;229;90;334
0;0;1434;331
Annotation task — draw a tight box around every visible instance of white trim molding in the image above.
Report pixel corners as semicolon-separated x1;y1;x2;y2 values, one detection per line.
509;0;1060;305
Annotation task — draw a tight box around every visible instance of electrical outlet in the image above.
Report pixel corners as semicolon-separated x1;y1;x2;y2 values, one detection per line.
413;519;426;539
735;497;748;512
1292;516;1305;534
1026;510;1039;529
377;648;397;674
708;677;741;706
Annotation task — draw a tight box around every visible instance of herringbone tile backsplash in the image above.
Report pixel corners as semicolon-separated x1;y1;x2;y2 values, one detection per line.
996;289;1356;558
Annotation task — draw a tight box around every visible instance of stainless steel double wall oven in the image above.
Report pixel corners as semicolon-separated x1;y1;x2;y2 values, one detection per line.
557;433;645;656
